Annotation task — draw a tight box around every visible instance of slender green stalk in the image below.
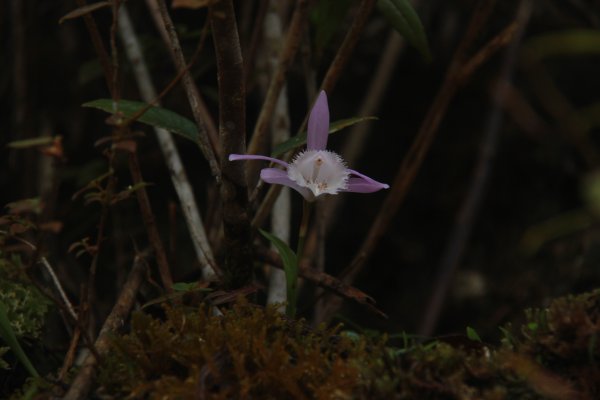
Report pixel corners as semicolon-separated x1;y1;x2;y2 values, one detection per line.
296;200;313;259
285;200;313;318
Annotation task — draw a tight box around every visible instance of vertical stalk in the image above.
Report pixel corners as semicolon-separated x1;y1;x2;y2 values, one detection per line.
210;0;253;289
297;200;313;260
128;150;174;292
284;200;312;318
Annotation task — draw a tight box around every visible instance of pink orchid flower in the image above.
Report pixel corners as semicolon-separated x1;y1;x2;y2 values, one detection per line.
229;91;389;201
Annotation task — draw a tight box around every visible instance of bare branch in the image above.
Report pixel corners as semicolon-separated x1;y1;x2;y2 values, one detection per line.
63;251;148;400
117;5;218;279
210;0;253;289
152;0;222;180
419;0;534;336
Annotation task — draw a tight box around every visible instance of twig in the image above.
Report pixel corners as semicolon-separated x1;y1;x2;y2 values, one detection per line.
74;0;114;97
341;31;405;172
256;247;386;319
246;0;309;177
117;5;218;280
82;0;122;337
344;0;499;284
499;81;553;139
210;0;253;289
418;0;534;336
85;161;115;336
152;0;221;180
243;0;270;87
310;30;406;256
39;257;77;320
251;0;376;228
109;0;121;104
312;30;406;323
63;251;148;400
317;0;504;323
259;1;293;307
521;55;599;166
1;231;77;320
127;149;174;291
319;0;377;94
145;0;220;159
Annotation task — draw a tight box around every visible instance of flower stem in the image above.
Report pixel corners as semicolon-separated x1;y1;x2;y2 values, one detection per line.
285;200;312;319
297;200;313;260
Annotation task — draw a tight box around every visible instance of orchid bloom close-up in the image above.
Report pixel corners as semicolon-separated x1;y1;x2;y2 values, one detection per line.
229;91;389;201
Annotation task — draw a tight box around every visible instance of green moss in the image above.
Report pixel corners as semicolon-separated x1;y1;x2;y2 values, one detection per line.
0;253;50;370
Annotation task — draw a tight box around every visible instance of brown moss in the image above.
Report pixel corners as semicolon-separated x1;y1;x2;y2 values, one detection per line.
96;292;600;399
99;299;364;399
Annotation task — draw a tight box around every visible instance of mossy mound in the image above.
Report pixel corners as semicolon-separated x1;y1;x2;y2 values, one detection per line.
99;300;367;399
94;291;600;399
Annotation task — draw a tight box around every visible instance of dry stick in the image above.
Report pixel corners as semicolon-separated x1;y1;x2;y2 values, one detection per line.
418;0;533;337
319;0;377;94
4;231;78;320
210;0;253;289
243;0;270;87
83;0;125;338
523;59;599;167
256;247;385;318
63;252;148;400
309;21;518;261
500;81;553;140
59;325;81;381
252;0;377;229
109;0;121;105
127;149;174;291
85;168;115;337
246;0;309;184
69;0;120;347
310;0;377;320
317;0;503;323
74;0;114;97
118;5;218;280
152;0;221;180
341;31;405;174
145;0;220;159
312;30;406;324
259;1;293;307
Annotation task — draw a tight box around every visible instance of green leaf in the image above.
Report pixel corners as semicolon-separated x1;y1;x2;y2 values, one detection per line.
0;300;39;377
271;116;377;157
377;0;431;61
523;30;600;61
83;99;200;143
466;326;482;342
259;229;298;318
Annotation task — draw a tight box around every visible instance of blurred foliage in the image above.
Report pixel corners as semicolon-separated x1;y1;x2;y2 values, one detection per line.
0;252;50;373
0;254;50;339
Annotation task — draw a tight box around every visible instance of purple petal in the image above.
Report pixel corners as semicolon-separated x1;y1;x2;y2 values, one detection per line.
307;91;329;151
229;154;288;168
343;169;390;193
260;168;314;201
